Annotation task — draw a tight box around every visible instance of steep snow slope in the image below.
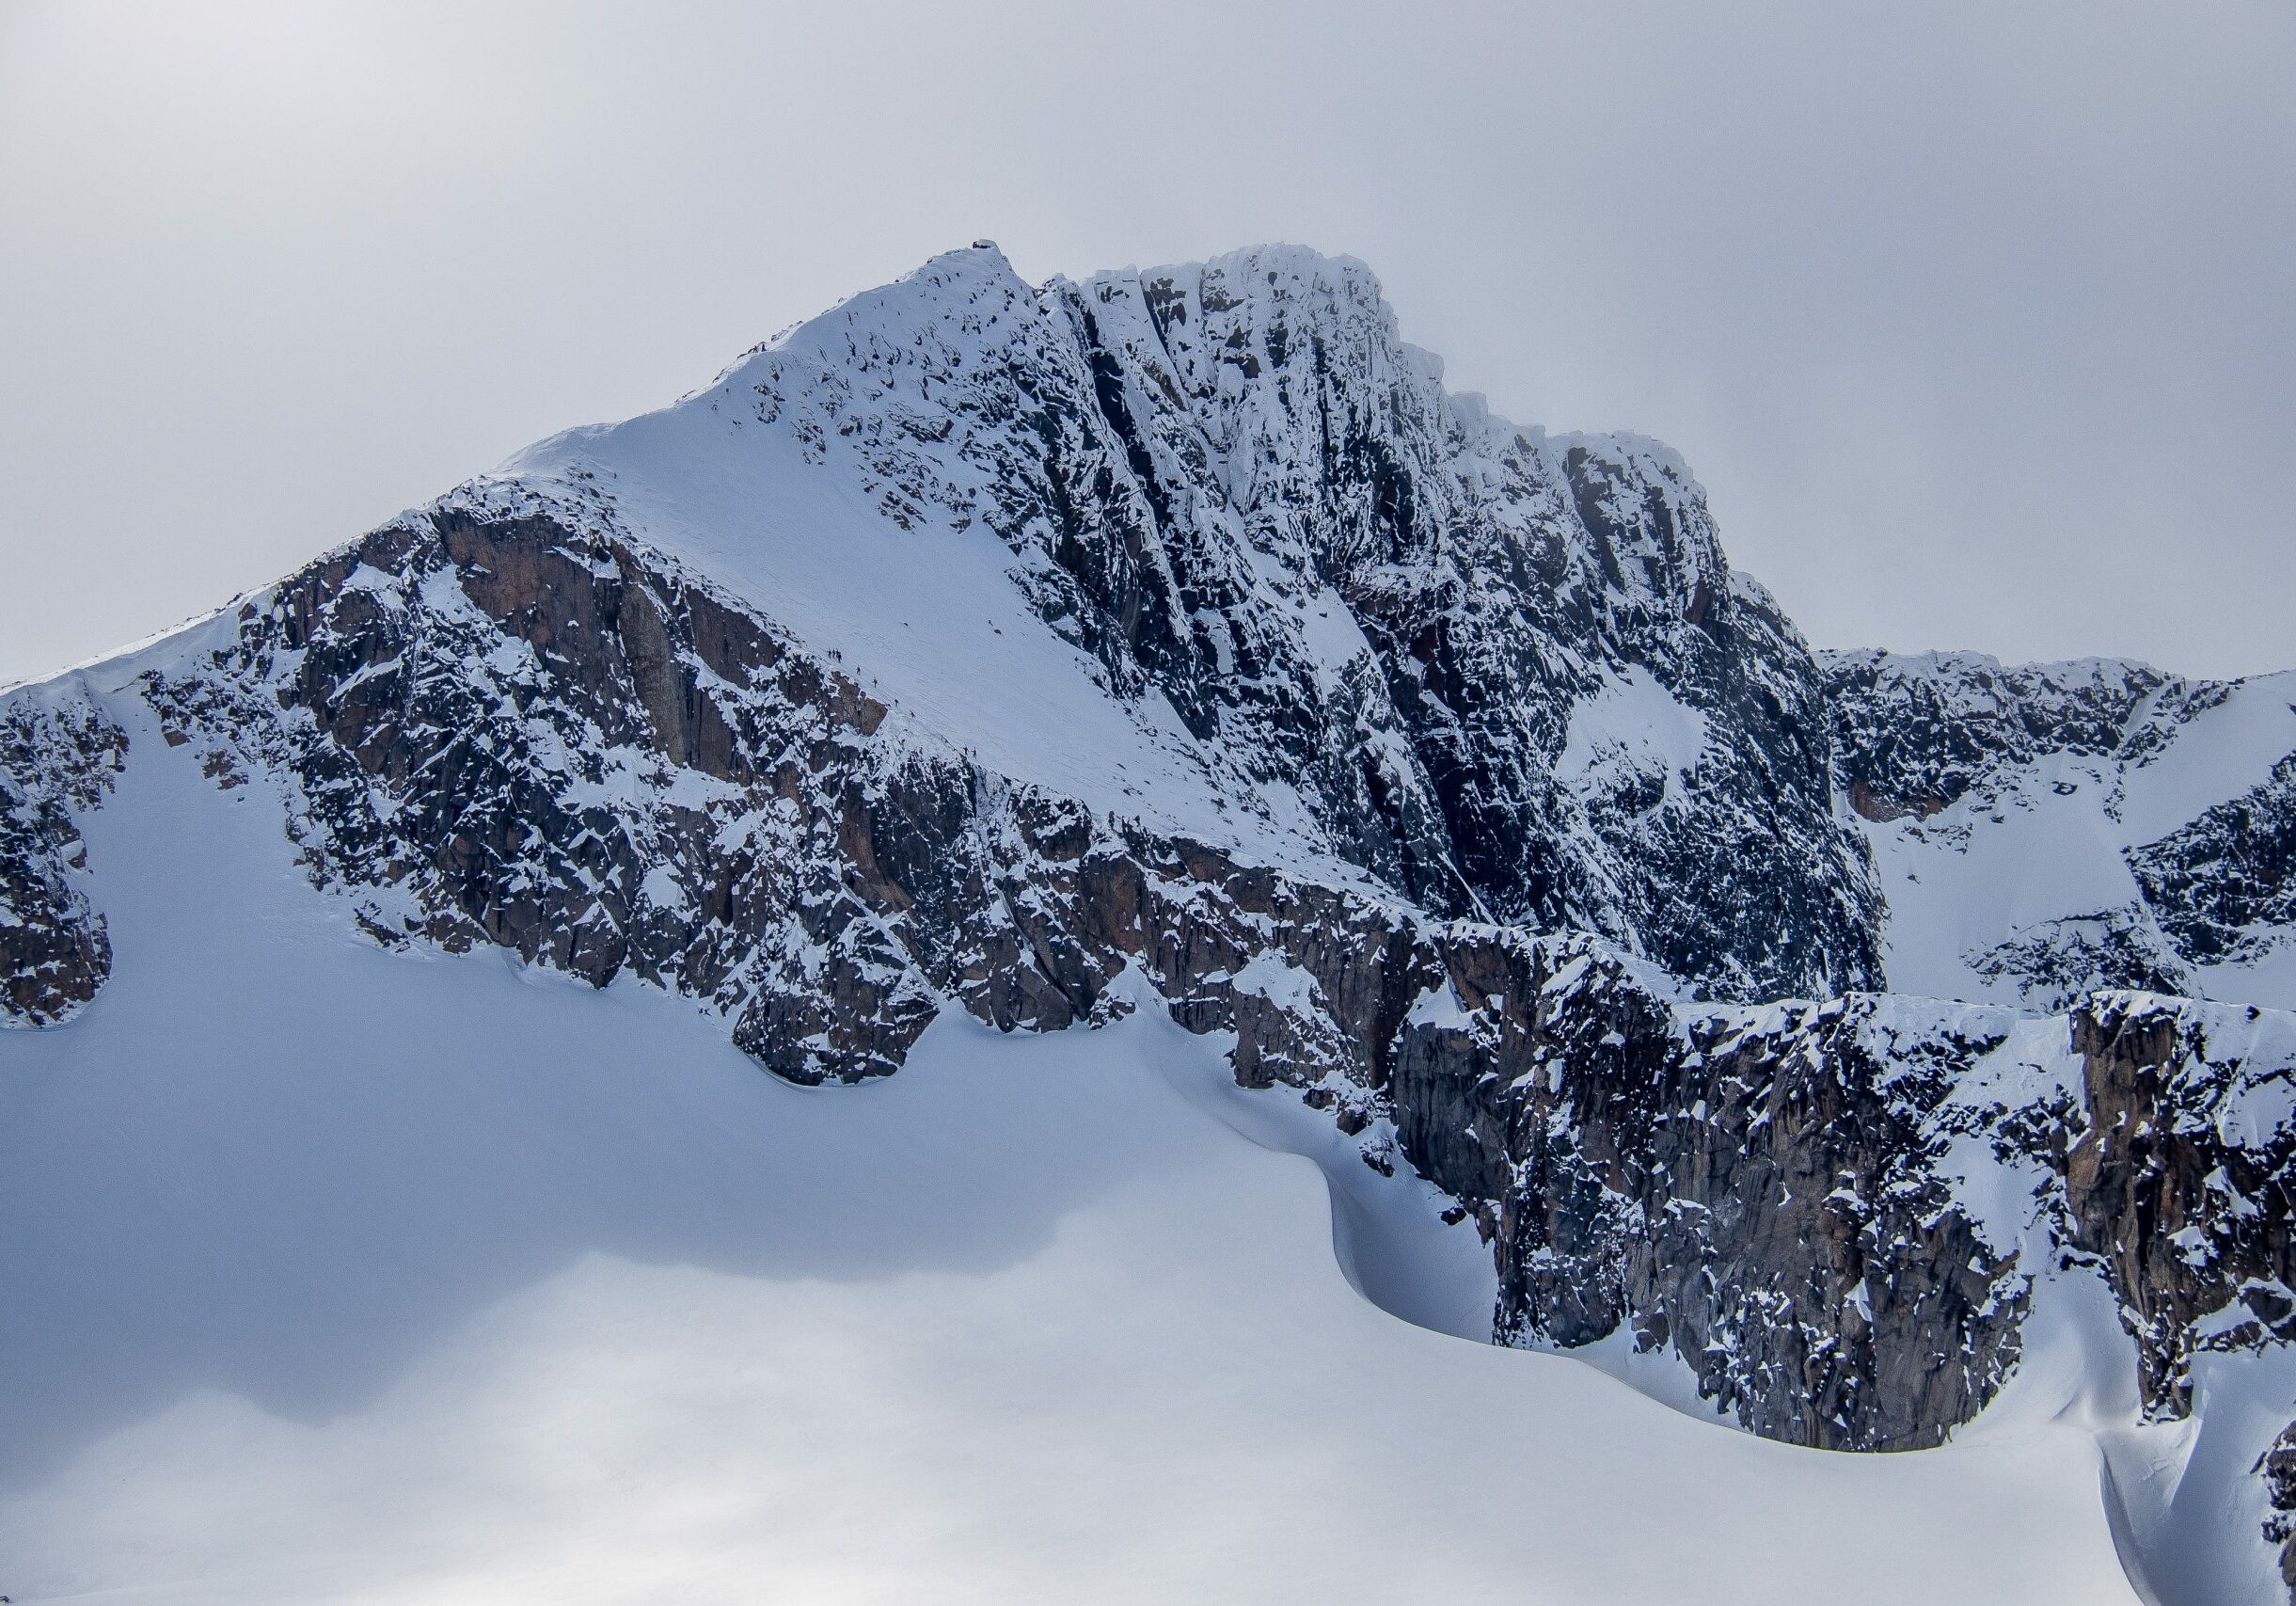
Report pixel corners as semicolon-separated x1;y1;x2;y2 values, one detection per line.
499;242;1880;998
499;281;1346;885
0;685;2145;1606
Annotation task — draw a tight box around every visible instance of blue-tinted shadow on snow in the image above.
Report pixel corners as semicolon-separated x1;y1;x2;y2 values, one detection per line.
0;710;1180;1492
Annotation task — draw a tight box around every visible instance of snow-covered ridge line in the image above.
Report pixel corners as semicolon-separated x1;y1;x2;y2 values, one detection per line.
525;239;1881;994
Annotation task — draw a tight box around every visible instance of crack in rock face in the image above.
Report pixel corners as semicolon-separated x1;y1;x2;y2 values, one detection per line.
8;240;2295;1598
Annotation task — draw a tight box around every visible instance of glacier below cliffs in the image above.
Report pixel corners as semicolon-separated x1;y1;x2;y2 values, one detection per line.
0;688;2145;1605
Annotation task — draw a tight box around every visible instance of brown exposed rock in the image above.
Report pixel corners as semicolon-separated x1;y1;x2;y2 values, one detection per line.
2062;994;2296;1417
1846;775;1943;823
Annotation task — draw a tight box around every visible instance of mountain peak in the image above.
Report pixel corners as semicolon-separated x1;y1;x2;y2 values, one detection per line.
7;239;2296;1604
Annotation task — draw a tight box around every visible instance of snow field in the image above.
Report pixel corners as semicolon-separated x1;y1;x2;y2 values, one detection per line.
0;694;2146;1605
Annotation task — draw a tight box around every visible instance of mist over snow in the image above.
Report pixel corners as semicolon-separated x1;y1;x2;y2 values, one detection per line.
0;655;2144;1605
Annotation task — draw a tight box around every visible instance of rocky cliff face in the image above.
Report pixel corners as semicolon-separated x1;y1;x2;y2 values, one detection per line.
1387;949;2032;1450
0;693;122;1025
1044;255;1879;999
691;244;1882;1001
1825;647;2296;1013
2130;755;2296;971
2060;994;2296;1412
8;241;2296;1598
1823;649;2210;822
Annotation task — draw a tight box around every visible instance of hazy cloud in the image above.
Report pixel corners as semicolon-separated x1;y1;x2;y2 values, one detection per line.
3;0;2289;680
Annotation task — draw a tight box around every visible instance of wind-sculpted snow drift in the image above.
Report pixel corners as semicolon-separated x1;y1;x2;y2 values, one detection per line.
6;242;2296;1601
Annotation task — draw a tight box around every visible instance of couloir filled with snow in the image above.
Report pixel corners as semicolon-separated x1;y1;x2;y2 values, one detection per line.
0;657;2153;1605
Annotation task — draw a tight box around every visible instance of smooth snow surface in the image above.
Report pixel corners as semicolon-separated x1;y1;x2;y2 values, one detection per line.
1867;669;2296;1010
0;693;2153;1605
494;246;1357;885
1556;664;1709;800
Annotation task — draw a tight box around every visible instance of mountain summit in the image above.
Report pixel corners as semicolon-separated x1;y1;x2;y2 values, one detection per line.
6;244;2295;1603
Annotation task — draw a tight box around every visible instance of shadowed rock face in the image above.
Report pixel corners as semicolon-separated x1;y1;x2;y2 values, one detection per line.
732;244;1884;999
0;697;122;1026
2062;995;2296;1413
1388;965;2030;1451
2130;755;2296;968
1822;649;2209;821
1045;257;1886;1000
7;244;2296;1591
1823;648;2296;1019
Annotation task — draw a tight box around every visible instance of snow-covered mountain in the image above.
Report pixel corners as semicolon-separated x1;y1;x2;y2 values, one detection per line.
5;242;2294;1604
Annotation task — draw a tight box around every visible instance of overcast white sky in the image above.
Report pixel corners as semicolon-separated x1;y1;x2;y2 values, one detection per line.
3;1;2290;684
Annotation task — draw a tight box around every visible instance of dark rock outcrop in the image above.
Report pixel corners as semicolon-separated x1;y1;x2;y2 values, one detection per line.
1386;948;2029;1449
2258;1422;2296;1594
142;496;942;1084
0;695;123;1025
1822;648;2213;821
2130;755;2296;969
1967;910;2198;1014
2061;993;2296;1417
